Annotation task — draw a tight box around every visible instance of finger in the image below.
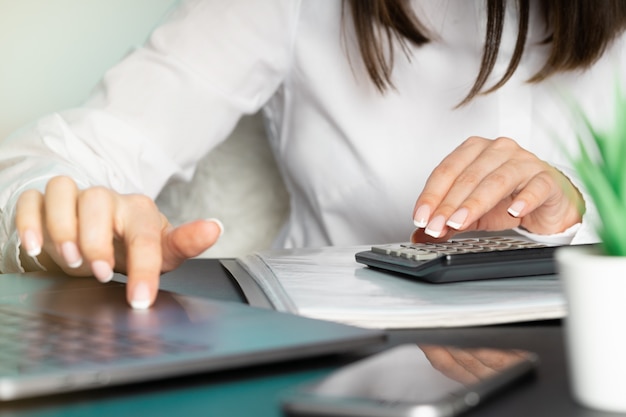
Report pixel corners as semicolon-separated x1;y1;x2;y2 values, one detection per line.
422;138;521;237
513;170;584;234
506;170;554;219
420;345;480;384
77;187;115;283
444;158;533;231
413;137;489;228
410;227;457;244
15;189;44;257
44;176;83;269
470;348;527;371
471;200;522;231
161;218;224;271
447;347;498;381
119;195;165;310
410;203;522;243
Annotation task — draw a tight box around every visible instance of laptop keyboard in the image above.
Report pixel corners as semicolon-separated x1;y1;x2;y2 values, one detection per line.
0;305;205;376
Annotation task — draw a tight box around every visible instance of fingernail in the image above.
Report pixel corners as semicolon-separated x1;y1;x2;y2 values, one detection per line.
413;205;431;228
446;208;469;230
61;241;83;268
22;230;41;257
91;260;114;283
206;218;224;237
131;282;152;310
425;215;446;238
507;200;526;218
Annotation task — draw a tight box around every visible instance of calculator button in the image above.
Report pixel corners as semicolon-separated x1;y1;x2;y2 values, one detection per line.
412;250;439;260
371;245;396;255
395;249;437;260
370;238;549;262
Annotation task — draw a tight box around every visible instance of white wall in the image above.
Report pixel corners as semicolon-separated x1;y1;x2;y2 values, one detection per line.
0;0;177;140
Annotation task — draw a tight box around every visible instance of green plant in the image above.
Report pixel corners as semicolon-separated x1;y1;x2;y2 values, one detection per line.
569;83;626;256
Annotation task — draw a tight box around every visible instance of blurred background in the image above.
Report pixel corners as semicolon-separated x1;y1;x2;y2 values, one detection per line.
0;0;176;139
0;0;289;257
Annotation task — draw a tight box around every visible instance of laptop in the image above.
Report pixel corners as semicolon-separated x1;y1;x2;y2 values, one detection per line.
0;270;385;401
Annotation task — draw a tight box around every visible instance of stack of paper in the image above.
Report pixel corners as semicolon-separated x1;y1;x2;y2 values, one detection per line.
234;245;566;329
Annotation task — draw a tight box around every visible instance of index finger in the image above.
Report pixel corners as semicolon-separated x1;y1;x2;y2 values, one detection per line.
118;195;166;310
413;137;488;227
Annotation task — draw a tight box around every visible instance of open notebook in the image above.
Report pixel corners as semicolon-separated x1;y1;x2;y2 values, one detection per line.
224;243;567;329
0;271;384;401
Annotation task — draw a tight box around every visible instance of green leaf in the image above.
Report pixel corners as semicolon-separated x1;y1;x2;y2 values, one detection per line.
566;79;626;256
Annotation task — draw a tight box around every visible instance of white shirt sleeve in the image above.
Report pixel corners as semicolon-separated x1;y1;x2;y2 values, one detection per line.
0;0;301;272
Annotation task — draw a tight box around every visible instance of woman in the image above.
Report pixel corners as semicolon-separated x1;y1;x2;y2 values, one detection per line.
1;0;624;308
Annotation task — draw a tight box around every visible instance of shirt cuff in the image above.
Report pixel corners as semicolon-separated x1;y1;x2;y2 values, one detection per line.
1;229;47;273
514;223;582;245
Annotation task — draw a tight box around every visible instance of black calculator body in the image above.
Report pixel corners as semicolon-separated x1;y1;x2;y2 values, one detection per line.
355;237;565;283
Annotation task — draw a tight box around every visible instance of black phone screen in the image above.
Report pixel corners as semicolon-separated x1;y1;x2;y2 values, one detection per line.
283;344;538;417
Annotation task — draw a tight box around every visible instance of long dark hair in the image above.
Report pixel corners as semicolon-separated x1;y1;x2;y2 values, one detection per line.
343;0;626;105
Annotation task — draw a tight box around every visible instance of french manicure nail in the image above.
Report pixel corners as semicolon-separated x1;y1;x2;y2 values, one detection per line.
507;200;526;218
413;205;431;228
446;208;469;230
206;218;225;237
131;282;152;310
425;215;446;238
91;260;114;283
22;230;41;257
61;241;83;268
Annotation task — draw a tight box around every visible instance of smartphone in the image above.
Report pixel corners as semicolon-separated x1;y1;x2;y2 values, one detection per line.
281;344;538;417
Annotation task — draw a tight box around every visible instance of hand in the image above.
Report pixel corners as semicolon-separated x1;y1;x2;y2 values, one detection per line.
14;176;223;309
419;344;529;384
411;136;584;242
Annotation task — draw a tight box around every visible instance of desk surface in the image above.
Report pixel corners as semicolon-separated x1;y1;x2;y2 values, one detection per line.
1;259;618;417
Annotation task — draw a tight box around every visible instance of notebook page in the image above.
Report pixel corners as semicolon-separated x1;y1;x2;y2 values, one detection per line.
236;245;565;329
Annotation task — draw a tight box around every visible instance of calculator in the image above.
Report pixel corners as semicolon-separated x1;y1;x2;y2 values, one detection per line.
355;237;563;283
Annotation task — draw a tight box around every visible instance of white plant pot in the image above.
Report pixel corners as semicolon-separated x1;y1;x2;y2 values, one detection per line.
556;245;626;412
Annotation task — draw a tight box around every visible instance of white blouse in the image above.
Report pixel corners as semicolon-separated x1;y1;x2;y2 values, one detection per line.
0;0;621;272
